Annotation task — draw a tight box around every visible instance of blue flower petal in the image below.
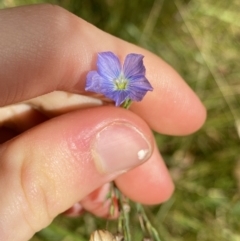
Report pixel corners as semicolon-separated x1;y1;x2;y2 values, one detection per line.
123;54;145;79
98;78;115;96
85;71;104;93
105;91;129;106
128;76;153;101
112;91;129;106
100;86;129;106
97;52;121;81
129;75;153;91
86;70;117;99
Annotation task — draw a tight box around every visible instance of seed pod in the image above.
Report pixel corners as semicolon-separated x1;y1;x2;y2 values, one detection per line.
90;230;116;241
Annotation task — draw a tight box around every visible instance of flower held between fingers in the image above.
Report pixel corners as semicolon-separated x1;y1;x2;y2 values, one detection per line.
85;52;153;107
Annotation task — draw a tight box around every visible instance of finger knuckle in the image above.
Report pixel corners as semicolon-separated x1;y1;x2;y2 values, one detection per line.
1;140;55;232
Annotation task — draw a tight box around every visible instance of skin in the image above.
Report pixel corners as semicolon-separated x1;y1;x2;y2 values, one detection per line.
0;4;206;241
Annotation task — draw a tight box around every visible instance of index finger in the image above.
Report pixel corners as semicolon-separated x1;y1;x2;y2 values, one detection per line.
0;4;206;135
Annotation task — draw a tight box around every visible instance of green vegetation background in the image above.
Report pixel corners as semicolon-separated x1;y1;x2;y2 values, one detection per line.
1;0;240;240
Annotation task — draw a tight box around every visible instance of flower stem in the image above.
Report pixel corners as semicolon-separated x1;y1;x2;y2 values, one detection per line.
113;185;131;241
136;203;162;241
121;99;132;109
109;97;160;241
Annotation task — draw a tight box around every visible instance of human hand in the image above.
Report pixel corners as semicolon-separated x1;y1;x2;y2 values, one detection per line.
0;4;206;241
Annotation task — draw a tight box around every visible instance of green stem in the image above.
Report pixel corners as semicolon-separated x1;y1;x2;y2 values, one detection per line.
114;187;131;241
136;203;162;241
111;97;160;241
119;193;131;241
121;99;132;109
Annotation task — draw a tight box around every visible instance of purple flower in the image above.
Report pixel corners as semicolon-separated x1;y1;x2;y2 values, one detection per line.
85;51;153;106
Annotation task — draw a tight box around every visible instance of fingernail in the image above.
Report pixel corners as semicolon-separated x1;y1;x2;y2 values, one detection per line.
92;122;152;174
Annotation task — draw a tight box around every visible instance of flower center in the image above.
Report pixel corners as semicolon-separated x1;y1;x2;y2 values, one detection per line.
114;74;128;90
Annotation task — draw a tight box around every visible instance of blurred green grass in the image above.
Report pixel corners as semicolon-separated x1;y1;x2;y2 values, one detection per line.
1;0;240;240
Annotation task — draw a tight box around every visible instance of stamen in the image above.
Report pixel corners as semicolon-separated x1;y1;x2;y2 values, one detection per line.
114;75;128;90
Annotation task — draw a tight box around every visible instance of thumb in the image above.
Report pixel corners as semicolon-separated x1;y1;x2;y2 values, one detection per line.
0;107;153;241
